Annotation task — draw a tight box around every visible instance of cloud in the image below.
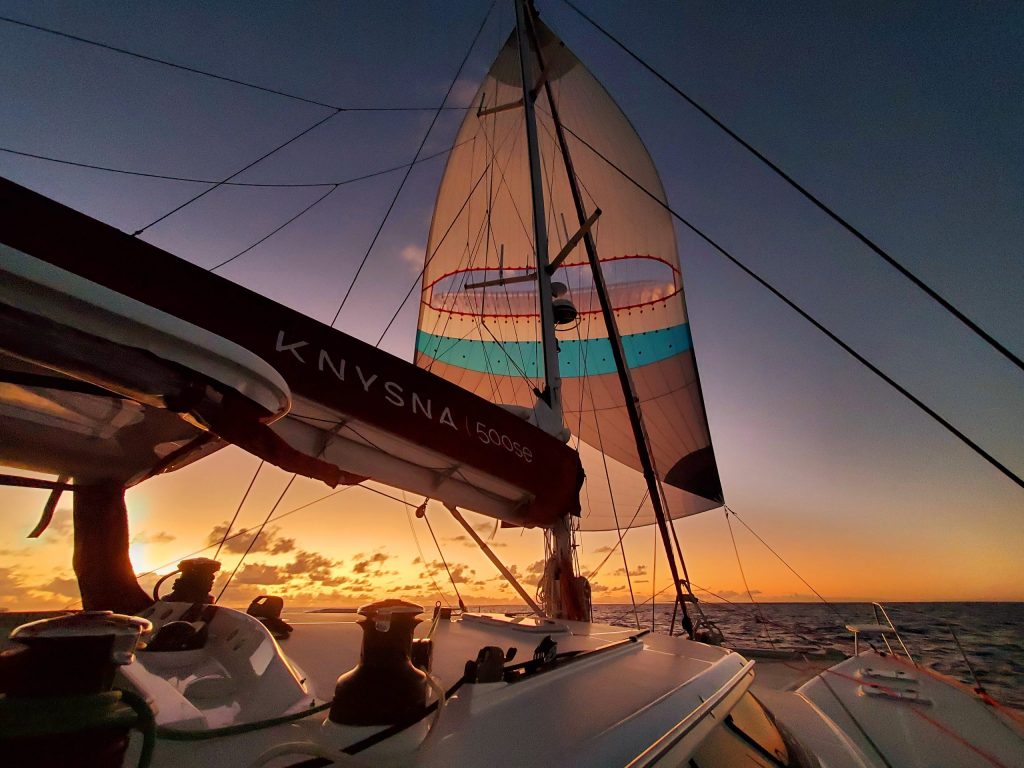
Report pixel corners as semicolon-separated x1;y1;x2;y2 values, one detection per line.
285;550;337;580
37;516;72;543
418;559;476;584
612;565;647;578
41;576;80;598
207;523;295;556
0;567;30;602
235;563;289;585
526;559;547;576
222;546;346;587
593;545;616;553
487;563;526;584
0;567;79;609
446;532;505;549
132;531;176;545
352;551;391;574
448;77;480;106
320;575;350;587
400;243;425;274
473;521;499;537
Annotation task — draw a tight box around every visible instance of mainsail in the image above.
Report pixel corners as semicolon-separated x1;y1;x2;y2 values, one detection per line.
415;22;723;529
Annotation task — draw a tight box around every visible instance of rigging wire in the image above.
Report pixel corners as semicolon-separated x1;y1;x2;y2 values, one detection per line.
443;163;510;403
556;120;1024;492
417;108;537;403
329;0;497;327
0;14;471;113
585;489;649;579
130;486;356;587
375;167;490;346
591;401;641;629
725;505;848;624
526;31;698;637
61;474;352;612
216;474;297;602
132;109;342;236
602;579;680;629
559;0;1023;375
418;504;467;612
724;508;777;649
210;135;479;274
213;459;264;560
0;139;473;189
210;185;339;272
479;321;536;388
651;524;657;630
574;254;641;626
402;491;452;607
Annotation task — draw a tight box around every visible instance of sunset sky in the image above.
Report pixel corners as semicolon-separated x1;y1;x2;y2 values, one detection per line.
1;1;1021;611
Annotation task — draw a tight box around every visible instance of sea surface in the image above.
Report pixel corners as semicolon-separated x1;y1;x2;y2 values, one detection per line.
586;601;1024;710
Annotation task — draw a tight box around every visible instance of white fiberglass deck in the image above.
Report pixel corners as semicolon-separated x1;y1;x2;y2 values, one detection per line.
126;605;752;767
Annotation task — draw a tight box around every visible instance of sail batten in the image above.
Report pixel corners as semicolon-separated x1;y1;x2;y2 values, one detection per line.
416;22;722;529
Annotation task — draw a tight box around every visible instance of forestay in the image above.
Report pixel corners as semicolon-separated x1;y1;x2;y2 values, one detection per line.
415;22;722;529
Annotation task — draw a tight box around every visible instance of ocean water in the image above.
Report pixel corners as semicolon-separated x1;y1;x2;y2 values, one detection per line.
588;601;1024;710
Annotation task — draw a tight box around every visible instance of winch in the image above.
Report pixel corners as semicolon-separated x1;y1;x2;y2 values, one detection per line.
159;556;221;603
328;599;429;726
0;611;153;768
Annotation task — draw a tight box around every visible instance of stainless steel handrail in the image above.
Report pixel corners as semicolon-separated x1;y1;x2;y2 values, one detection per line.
860;604;987;696
871;602;917;667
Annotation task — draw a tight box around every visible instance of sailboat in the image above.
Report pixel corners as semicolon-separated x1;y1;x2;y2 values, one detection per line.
1;1;1022;766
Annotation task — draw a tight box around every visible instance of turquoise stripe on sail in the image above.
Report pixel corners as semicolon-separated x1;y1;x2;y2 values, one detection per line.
416;323;691;379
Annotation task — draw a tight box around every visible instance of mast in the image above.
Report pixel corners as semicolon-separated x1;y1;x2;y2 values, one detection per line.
522;2;696;637
514;0;561;420
514;0;581;620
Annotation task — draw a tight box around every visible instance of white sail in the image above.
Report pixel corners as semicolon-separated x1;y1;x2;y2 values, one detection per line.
416;22;722;529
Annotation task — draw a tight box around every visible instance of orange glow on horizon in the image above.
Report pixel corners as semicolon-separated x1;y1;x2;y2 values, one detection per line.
2;446;1021;613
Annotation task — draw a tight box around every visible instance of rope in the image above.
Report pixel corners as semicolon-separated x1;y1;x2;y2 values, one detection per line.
559;0;1023;375
419;507;466;612
131;109;342;236
0;15;469;113
60;484;356;610
213;459;264;559
818;672;896;768
375;166;490;346
209;187;339;272
402;491;451;607
0;140;470;189
479;320;537;388
819;665;1014;768
216;474;297;602
585;490;649;579
724;509;777;649
329;0;496;327
156;701;333;741
726;506;847;624
589;382;641;629
555;120;1024;492
651;525;657;630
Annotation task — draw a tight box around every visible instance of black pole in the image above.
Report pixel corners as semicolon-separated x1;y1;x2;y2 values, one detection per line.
522;4;694;638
